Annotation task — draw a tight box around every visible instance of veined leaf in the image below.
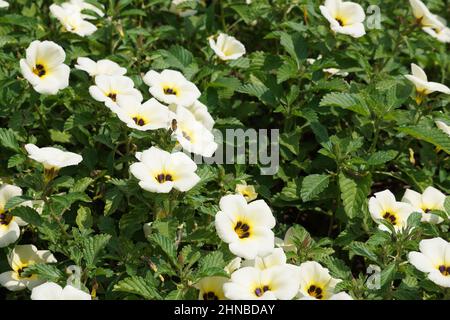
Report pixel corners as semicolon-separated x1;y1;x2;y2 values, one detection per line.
301;174;330;202
398;125;450;155
114;276;162;300
339;172;372;219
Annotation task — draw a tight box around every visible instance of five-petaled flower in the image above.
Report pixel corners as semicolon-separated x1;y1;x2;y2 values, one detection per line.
49;3;97;37
298;261;353;300
0;245;57;291
75;57;127;77
130;147;200;193
208;33;246;61
215;194;276;260
402;186;446;224
405;63;450;103
368;189;414;233
223;265;300;300
319;0;366;38
109;96;174;131
143;69;201;107
89;75;143;107
408;237;450;288
20;40;70;95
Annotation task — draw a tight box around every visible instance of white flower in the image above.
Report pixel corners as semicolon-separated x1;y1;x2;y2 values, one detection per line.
0;245;57;291
319;0;366;38
275;226;297;253
75;57;126;77
69;0;104;19
195;276;228;300
368;190;414;233
25;144;83;171
50;3;97;37
401;187;446;224
31;282;91;300
110;96;174;131
323;68;349;77
408;237;450;288
0;0;8;8
409;0;443;27
436;120;450;137
182;100;215;131
409;1;450;43
223;265;300;300
130;146;200;193
143;69;201;107
215;194;276;260
0;184;24;248
172;106;218;158
405;63;450;96
423;24;450;43
224;257;242;275
89;75;143;107
19;40;70;95
169;0;198;17
208;33;246;61
298;261;352;300
235;182;258;202
242;248;299;272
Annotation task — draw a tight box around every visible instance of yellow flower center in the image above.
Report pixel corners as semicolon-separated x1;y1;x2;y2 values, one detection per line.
32;63;47;78
307;284;325;299
383;211;399;226
163;86;178;96
234;221;251;239
334;16;346;26
132;115;148;126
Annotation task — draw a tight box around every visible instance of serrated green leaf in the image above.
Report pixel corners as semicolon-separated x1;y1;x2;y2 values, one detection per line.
151;234;177;266
81;234;111;268
301;174;330;202
320;93;370;116
339;172;372;219
10;206;42;226
114;276;162;300
398;125;450;155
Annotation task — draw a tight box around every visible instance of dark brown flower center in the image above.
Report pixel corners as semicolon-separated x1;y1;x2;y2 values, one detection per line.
254;285;270;297
234;221;250;239
202;291;219;300
0;212;13;226
155;173;173;183
132;116;146;126
107;93;117;101
33;64;46;77
383;212;398;225
335;18;344;26
307;285;324;299
438;265;450;276
163;87;177;95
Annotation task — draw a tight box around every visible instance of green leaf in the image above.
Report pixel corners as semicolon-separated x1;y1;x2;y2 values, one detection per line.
0;128;20;152
279;32;307;66
81;234;111;268
367;150;397;166
21;263;64;282
380;263;397;287
114;276;162;300
76;206;93;230
348;242;379;263
5;195;33;210
10;206;42;226
70;177;94;193
406;211;422;229
151;234;177;266
338;172;372;219
444;197;450;215
398;125;450;155
301;174;330;202
320;93;370;116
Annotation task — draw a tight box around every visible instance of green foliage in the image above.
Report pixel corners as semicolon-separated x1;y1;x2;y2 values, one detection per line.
0;0;449;301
